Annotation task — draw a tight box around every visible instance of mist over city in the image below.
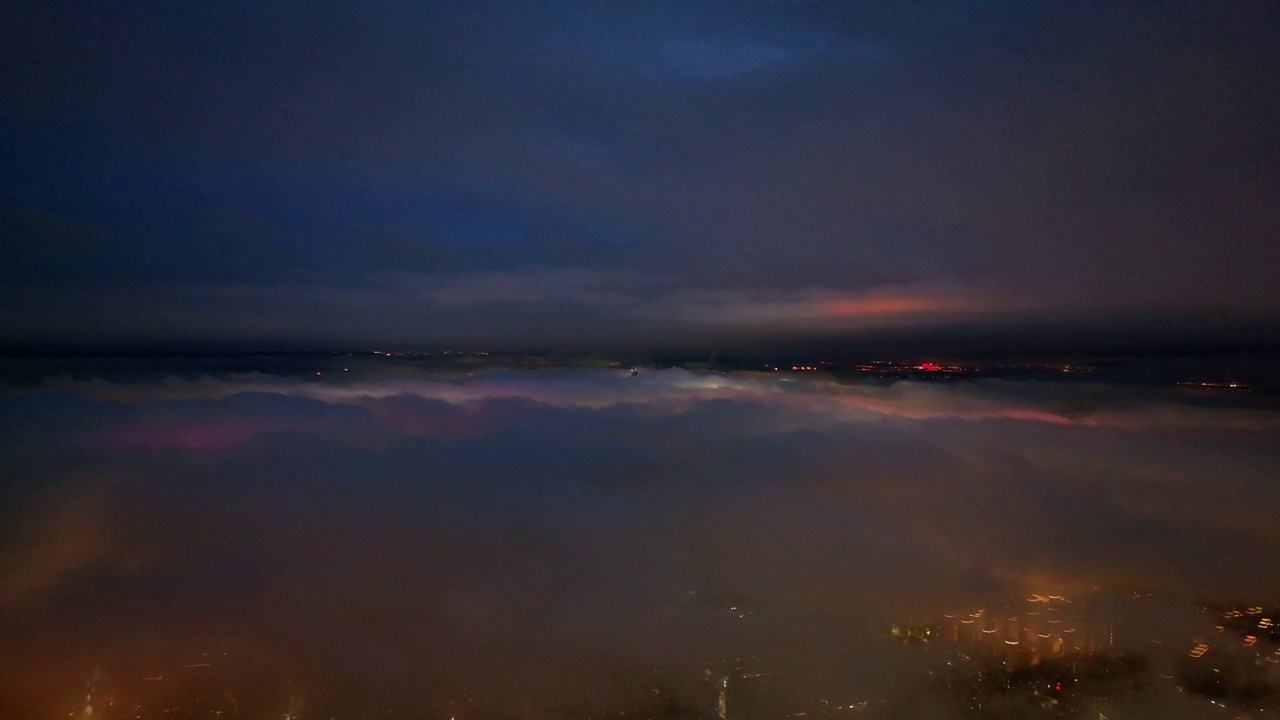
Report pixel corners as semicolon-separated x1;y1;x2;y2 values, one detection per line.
1;356;1278;718
3;0;1280;717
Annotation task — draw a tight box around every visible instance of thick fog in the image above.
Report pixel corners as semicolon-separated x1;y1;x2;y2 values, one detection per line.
2;364;1279;718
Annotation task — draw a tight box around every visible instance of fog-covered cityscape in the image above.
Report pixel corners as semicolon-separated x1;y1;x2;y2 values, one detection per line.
2;354;1278;719
4;0;1280;717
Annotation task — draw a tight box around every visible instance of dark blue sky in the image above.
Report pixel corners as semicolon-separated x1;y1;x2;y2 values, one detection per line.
2;1;1278;349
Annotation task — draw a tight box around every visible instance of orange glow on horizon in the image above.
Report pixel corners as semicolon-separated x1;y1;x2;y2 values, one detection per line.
818;296;938;317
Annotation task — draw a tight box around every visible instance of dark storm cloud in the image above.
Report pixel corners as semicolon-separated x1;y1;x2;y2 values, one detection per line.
2;1;1279;345
2;367;1279;716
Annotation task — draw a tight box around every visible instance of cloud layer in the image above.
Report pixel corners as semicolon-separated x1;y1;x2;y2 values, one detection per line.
2;2;1278;346
2;365;1279;717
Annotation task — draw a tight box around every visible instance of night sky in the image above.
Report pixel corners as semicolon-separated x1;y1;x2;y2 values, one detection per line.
3;1;1278;350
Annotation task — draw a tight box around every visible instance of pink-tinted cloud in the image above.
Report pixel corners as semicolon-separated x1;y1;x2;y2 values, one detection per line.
819;295;938;317
52;368;1280;441
88;417;274;450
360;395;482;439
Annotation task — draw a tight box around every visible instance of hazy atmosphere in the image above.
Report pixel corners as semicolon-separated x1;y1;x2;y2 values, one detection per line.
3;360;1280;717
3;2;1280;719
2;1;1279;349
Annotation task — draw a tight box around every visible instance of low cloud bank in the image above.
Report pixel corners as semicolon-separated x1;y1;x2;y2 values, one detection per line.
2;367;1277;718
